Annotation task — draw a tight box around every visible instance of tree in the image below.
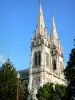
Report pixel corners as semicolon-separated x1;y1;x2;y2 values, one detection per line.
0;59;24;100
23;82;29;100
65;48;75;100
36;83;66;100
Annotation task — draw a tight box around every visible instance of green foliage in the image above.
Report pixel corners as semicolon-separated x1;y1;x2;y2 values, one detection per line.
23;83;29;100
0;59;16;100
0;59;25;100
65;48;75;100
36;83;66;100
18;80;25;100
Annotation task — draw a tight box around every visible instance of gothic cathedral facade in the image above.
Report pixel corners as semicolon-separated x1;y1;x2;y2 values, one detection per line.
28;3;66;100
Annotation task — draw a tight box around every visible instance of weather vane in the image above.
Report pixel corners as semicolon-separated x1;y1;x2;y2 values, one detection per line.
74;39;75;46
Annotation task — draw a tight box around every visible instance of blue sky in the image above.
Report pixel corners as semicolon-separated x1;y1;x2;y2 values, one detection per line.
0;0;75;70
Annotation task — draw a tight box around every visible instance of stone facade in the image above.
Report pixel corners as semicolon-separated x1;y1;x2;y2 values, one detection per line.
28;2;66;100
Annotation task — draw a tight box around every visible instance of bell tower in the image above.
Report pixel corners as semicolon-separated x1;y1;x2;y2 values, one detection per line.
28;2;66;100
50;15;64;78
28;2;50;100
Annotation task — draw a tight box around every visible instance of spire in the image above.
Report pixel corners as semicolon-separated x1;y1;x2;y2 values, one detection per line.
51;15;58;39
36;1;47;37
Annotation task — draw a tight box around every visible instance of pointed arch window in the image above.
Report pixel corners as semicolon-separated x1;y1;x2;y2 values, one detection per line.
35;52;37;65
53;61;56;71
34;51;41;66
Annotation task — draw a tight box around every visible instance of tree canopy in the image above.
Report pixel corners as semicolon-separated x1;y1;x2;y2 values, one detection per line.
65;48;75;100
0;59;25;100
36;83;66;100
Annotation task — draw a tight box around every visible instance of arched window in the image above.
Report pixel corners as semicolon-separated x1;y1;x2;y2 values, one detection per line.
34;51;41;66
35;53;37;66
53;61;56;71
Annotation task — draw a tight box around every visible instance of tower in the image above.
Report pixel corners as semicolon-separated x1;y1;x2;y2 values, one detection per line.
28;2;65;100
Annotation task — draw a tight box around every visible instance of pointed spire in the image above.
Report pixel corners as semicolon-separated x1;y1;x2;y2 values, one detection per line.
51;15;58;39
36;1;47;37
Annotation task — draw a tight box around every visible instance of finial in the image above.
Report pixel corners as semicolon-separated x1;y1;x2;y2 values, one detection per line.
39;0;41;4
51;9;54;17
74;39;75;46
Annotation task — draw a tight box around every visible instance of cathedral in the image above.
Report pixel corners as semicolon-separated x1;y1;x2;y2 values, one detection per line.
18;2;66;100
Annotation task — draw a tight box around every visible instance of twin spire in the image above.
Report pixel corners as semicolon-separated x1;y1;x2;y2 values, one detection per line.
35;1;58;40
36;1;46;37
51;16;58;39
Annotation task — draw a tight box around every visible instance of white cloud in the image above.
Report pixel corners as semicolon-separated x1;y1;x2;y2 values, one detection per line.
0;54;5;63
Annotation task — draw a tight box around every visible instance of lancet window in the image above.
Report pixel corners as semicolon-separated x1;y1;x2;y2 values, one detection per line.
34;51;41;66
53;60;56;71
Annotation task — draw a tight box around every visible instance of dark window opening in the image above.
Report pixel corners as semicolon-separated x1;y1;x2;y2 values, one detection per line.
53;61;56;71
34;51;41;66
35;53;37;65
